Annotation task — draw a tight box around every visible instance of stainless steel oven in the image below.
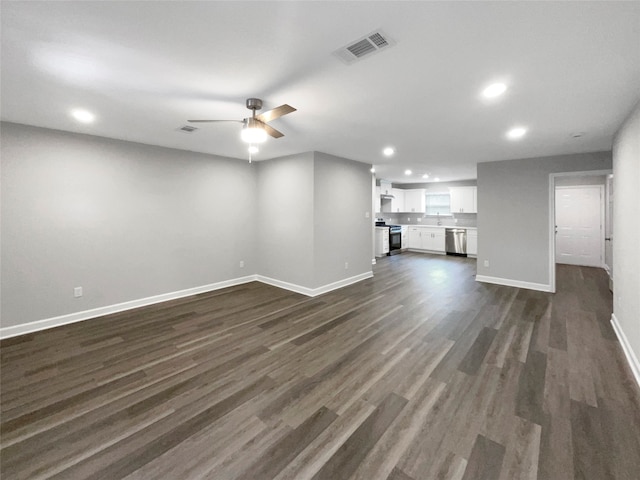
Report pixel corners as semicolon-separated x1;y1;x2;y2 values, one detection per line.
375;221;403;256
388;225;402;255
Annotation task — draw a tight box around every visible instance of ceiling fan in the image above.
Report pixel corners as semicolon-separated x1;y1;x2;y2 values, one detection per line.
188;98;296;143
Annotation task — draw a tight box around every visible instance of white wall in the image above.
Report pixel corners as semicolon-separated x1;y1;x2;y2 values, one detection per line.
256;151;373;290
477;151;612;289
611;102;640;378
313;152;373;288
1;122;258;328
256;153;315;287
1;123;374;333
392;179;477;194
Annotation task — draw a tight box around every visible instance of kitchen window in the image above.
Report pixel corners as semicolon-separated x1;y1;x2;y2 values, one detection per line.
425;193;451;216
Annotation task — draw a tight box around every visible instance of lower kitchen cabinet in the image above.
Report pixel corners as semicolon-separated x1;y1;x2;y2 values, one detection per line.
408;227;422;249
375;227;389;257
467;229;478;256
408;226;445;253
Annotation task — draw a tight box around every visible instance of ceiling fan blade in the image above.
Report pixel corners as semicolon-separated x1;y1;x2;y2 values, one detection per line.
256;104;296;123
187;119;242;123
262;123;284;139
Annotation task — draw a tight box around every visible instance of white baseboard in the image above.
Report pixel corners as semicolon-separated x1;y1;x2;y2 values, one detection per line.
257;271;373;297
610;313;640;389
475;274;552;292
0;275;258;340
407;249;446;255
0;271;374;339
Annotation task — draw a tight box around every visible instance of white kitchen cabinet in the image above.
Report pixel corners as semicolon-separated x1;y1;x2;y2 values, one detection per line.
403;189;426;213
379;181;392;196
374;186;382;213
408;227;421;249
449;186;477;213
424;227;446;252
467;229;478;256
375;227;389;257
401;226;408;249
407;226;445;253
391;188;405;212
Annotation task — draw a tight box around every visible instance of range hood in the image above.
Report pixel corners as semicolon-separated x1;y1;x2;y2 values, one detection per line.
380;193;395;199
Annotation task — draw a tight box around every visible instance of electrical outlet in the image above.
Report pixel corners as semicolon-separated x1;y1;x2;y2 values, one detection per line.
344;262;349;270
239;260;244;268
74;287;83;298
483;260;489;267
365;211;370;218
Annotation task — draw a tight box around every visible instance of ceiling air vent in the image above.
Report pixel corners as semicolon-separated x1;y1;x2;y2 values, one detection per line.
334;29;396;65
177;125;199;133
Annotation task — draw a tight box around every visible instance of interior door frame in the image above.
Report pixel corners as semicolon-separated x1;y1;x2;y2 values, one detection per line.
548;169;612;293
604;174;614;281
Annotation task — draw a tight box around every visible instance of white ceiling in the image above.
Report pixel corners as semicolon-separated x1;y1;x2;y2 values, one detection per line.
2;1;639;184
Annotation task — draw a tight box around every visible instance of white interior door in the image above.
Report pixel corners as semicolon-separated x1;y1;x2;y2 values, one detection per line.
555;186;603;267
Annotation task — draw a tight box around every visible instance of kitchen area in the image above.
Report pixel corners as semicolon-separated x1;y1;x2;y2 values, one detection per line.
374;180;478;259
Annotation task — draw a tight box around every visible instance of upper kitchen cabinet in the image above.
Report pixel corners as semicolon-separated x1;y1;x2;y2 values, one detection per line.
449;186;477;213
391;188;405;212
379;180;393;196
403;189;426;213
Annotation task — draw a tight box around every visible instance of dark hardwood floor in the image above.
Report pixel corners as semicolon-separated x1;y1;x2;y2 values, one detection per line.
1;253;639;479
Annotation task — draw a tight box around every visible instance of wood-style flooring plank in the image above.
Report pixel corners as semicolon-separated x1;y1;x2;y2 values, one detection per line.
310;392;408;480
1;256;638;480
460;434;506;480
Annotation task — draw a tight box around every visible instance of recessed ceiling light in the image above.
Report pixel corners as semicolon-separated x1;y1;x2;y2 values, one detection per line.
482;83;507;98
434;177;440;182
506;127;527;139
404;169;412;175
71;109;95;123
422;174;429;179
248;146;259;154
383;147;395;156
370;167;376;173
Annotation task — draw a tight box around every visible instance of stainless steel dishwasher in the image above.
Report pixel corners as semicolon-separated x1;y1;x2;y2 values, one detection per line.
445;228;467;256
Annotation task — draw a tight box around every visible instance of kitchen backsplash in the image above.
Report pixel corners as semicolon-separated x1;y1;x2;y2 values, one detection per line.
377;212;477;227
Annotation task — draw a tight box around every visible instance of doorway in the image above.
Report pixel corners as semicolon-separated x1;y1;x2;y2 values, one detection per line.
548;170;612;292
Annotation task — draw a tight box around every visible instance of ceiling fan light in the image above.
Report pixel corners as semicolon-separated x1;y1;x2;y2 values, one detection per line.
241;126;267;144
241;118;268;143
